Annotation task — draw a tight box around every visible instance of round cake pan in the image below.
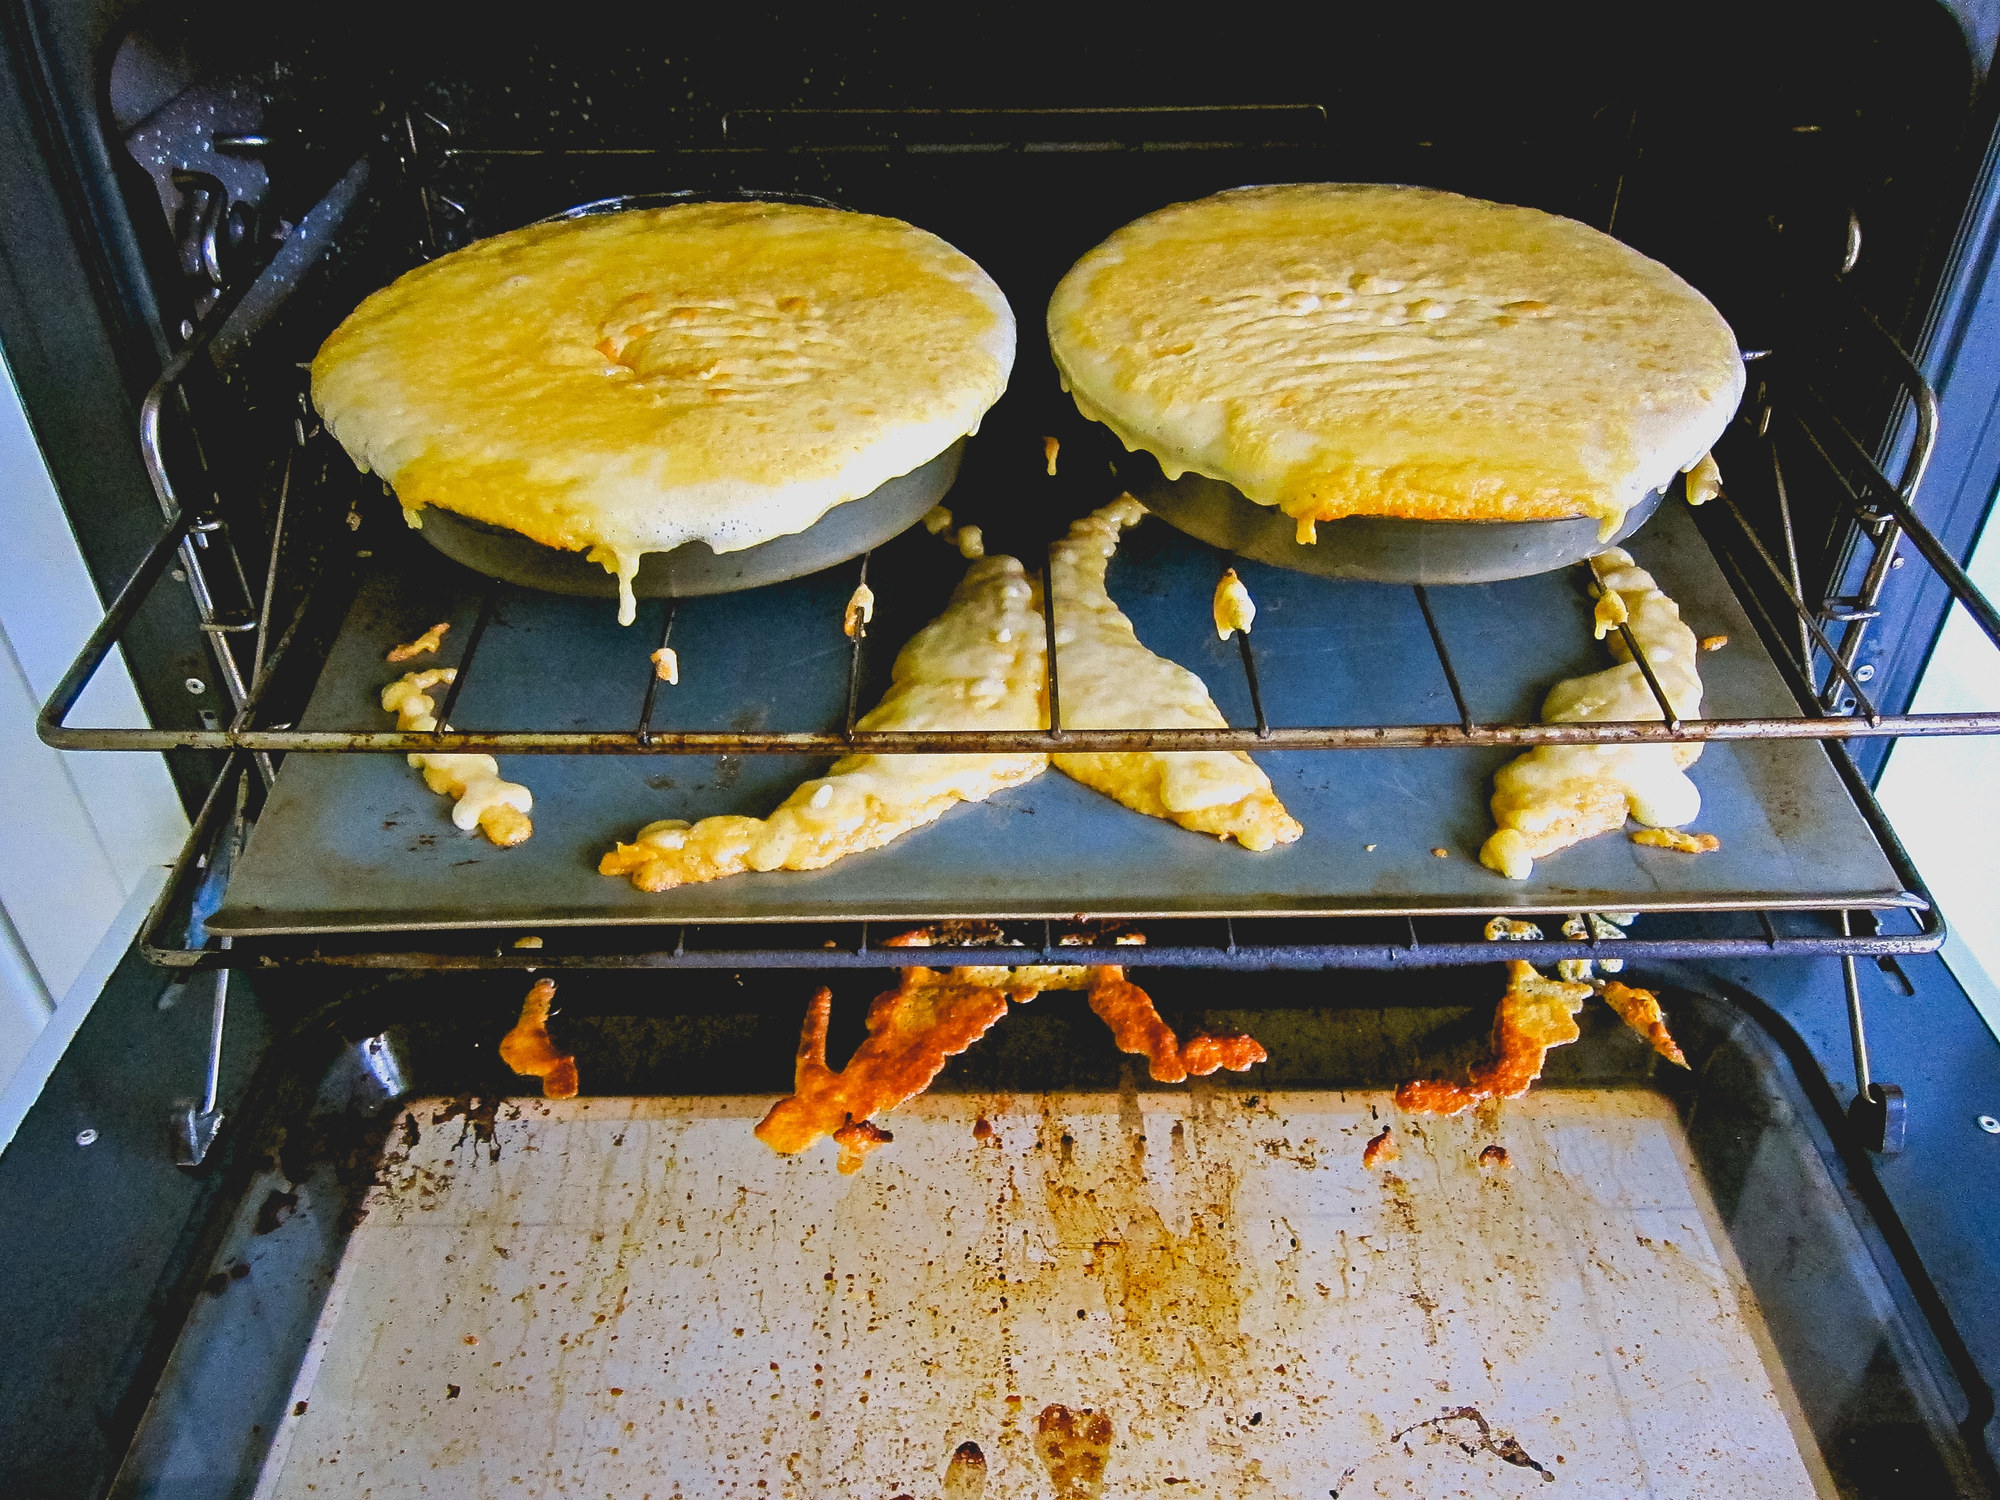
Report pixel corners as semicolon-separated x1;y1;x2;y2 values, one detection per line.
414;440;963;599
1125;451;1668;585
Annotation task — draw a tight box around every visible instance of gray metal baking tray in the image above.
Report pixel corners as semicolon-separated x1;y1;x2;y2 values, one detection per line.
104;985;1990;1498
209;497;1915;937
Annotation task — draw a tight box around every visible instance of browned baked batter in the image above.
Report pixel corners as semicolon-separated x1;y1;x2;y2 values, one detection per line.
1086;969;1190;1082
386;622;449;662
1362;1125;1398;1169
758;963;1267;1168
1600;979;1689;1067
1397;960;1686;1116
1180;1032;1270;1075
1396;960;1593;1116
756;974;1014;1160
831;1118;894;1175
499;978;578;1099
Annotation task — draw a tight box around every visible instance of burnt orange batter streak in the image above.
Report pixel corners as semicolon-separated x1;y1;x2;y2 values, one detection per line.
755;972;1015;1166
1179;1032;1269;1075
1362;1125;1398;1168
1087;970;1189;1082
1035;1404;1114;1500
1396;962;1687;1115
498;978;579;1099
831;1119;894;1174
758;965;1269;1169
1395;960;1592;1117
1599;979;1689;1067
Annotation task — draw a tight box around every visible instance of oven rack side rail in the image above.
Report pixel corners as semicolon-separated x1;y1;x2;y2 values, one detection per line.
34;326;2000;763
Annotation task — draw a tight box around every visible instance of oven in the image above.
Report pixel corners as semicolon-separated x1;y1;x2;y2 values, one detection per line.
4;5;2000;1496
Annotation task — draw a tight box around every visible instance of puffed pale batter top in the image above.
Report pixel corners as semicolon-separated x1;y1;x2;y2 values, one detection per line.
1048;184;1742;536
312;202;1015;621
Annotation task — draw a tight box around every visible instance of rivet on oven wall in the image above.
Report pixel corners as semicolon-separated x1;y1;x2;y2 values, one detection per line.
184;677;206;694
1855;664;1876;681
75;1128;97;1147
1978;1115;2000;1134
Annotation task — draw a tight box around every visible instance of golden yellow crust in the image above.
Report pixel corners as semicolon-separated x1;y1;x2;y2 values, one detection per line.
600;555;1049;891
1480;548;1705;879
380;668;534;847
1631;826;1721;854
1049;184;1742;534
1048;497;1303;850
315;202;1014;622
604;499;1299;892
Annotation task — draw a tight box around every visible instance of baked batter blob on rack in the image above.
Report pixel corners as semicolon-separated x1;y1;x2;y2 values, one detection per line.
1048;496;1303;850
757;963;1265;1171
1396;959;1685;1116
601;498;1300;890
600;555;1049;890
313;201;1014;624
1480;547;1705;879
1049;183;1741;541
380;668;534;846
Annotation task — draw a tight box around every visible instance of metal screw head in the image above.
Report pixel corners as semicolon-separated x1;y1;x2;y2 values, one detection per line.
1854;664;1876;682
1979;1115;2000;1134
75;1128;98;1146
184;677;206;694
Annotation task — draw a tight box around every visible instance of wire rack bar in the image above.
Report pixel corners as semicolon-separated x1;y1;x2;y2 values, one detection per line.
43;352;2000;762
842;551;870;738
1412;583;1476;733
39;715;2000;755
146;927;1946;972
1718;491;1885;723
1615;619;1684;730
432;588;497;729
1235;629;1271;738
636;600;678;747
1040;545;1063;737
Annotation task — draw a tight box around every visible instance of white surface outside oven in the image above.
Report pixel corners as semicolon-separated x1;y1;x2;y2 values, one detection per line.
0;345;184;1151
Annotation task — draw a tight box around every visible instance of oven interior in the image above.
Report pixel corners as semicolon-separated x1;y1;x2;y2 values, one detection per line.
7;4;2000;1497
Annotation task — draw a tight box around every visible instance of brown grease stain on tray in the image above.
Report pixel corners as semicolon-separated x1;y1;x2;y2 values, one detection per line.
1035;1404;1114;1498
253;1091;1825;1498
941;1439;988;1499
1036;1097;1246;1389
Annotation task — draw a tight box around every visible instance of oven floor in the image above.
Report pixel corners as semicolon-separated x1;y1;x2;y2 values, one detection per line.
249;1088;1828;1499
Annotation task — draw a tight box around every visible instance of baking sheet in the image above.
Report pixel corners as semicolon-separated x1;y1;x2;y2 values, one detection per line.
212;497;1913;936
244;1088;1830;1499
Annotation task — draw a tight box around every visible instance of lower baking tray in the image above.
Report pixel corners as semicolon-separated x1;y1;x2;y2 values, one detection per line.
105;983;1988;1498
210;497;1915;938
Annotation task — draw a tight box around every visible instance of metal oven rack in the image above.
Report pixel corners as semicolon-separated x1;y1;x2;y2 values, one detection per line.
33;131;2000;985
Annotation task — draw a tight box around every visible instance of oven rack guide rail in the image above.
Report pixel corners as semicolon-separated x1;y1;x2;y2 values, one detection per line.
32;168;2000;982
